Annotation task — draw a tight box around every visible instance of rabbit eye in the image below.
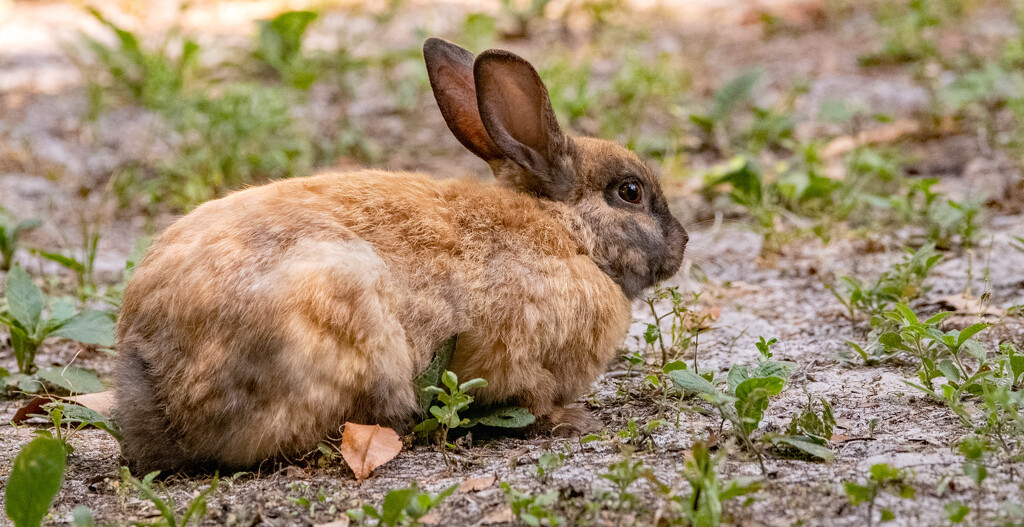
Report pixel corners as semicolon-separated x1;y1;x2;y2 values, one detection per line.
617;181;643;204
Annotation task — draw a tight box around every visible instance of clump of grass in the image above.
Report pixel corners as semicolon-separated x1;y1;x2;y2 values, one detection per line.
77;7;370;211
667;337;834;471
0;265;114;373
348;482;456;527
414;371;487;454
157;85;315;208
121;468;220;526
843;463;916;527
643;285;711;367
0;208;41;272
81;7;199;112
253;10;319;90
830;243;942;322
502;483;565;526
859;0;965;68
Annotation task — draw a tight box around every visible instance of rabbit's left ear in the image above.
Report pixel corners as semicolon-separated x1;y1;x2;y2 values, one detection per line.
424;38;503;161
474;49;573;200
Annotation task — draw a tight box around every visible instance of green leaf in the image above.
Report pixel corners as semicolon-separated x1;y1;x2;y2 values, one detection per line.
870;463;902;482
380;487;415;526
13;219;42;237
878;332;906;350
945;502;969;523
770;435;834;461
643;323;660;344
5;437;66;527
880;508;895;522
734;376;785;433
458;378;488;392
52;403;121;441
33;250;85;274
711;70;761;122
48;297;76;322
843;482;871;505
6;266;43;333
662;361;687;373
414;336;457;414
668;369;718;397
937;359;960;383
36;366;105;395
49;310;115;347
6;372;43;393
726;364;750;394
893;303;917;324
719;476;762;501
9;326;40;374
962;339;987;362
441;370;458;391
922;311;952;326
735;376;785;399
956;323;989;347
470;406;535;428
753;360;797;381
1010;353;1024;384
72;506;96;527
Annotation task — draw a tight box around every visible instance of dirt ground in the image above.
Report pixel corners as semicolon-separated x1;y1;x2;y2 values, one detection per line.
1;0;1023;526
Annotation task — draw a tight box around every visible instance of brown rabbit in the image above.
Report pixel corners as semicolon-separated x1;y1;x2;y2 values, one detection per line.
114;38;687;471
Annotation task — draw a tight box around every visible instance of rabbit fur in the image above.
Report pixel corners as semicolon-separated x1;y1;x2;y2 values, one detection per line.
114;38;688;471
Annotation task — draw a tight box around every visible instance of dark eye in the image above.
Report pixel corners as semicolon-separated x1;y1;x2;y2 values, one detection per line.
617;180;643;204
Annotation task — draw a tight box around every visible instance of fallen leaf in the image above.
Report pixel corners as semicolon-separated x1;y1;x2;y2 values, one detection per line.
341;423;402;481
458;475;496;493
12;390;115;424
821;119;921;159
315;519;350;527
480;507;515;525
935;294;1004;317
69;391;115;418
12;396;51;424
419;512;440;525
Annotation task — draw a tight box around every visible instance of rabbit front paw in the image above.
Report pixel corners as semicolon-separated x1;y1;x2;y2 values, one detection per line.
537;405;600;438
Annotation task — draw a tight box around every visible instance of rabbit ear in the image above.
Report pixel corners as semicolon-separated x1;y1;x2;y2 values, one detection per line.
473;49;571;197
423;38;503;161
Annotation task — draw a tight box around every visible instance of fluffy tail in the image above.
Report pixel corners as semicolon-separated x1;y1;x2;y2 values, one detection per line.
114;349;193;473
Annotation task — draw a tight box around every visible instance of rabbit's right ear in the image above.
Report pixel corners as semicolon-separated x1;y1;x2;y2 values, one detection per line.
424;38;503;161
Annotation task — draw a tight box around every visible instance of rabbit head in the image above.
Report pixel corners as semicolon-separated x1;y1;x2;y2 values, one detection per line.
424;38;687;299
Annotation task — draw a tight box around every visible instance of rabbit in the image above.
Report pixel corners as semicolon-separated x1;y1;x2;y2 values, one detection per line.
114;37;688;471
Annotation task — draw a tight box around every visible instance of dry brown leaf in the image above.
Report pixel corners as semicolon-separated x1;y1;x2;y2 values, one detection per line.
821;119;921;159
315;518;350;527
935;294;1004;317
68;390;114;418
341;423;402;481
12;396;52;424
12;390;115;424
480;507;515;525
419;512;440;525
458;475;496;493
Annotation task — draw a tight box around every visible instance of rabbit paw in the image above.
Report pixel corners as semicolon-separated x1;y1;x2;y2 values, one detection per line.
541;406;600;438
